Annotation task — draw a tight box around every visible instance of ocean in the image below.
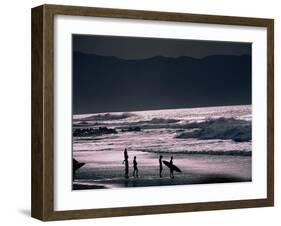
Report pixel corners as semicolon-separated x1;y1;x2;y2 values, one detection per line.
72;105;252;189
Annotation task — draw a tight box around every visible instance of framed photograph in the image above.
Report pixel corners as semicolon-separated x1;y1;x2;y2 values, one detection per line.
31;4;274;221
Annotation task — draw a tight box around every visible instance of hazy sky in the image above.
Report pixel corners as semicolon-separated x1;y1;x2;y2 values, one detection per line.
72;34;252;114
73;34;251;60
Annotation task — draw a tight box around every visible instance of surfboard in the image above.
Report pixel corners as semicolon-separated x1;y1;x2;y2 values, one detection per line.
73;158;85;171
163;160;182;173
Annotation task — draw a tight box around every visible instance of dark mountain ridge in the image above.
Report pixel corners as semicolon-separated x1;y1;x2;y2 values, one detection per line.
73;51;251;114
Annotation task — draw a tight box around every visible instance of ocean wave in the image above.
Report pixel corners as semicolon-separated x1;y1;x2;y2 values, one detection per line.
140;149;251;156
176;117;251;142
146;118;180;124
112;117;182;131
122;117;180;126
79;112;136;121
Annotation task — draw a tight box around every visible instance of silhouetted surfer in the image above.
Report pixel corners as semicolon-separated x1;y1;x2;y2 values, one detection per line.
123;148;129;178
124;148;128;160
133;156;138;177
125;159;129;179
72;158;85;180
159;155;163;177
170;156;174;179
163;157;182;178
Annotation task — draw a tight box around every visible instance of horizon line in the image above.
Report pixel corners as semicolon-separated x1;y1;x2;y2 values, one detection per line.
73;50;252;61
73;103;252;116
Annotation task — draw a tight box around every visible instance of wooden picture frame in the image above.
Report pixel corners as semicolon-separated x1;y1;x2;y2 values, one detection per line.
31;4;274;221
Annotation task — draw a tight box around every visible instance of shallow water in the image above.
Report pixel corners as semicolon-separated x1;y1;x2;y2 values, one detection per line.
73;151;251;189
73;105;252;189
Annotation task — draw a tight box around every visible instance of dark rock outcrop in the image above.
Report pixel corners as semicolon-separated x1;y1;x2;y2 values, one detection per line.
73;127;117;137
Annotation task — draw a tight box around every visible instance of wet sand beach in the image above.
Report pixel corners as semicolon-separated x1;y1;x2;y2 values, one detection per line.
73;150;251;190
72;106;252;190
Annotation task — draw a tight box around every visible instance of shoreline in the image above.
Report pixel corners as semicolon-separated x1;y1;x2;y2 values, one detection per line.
73;152;251;190
73;173;251;190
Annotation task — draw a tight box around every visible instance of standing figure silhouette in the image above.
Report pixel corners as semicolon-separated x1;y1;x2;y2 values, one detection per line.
159;155;163;177
123;148;129;178
133;156;138;177
170;156;174;179
124;148;128;160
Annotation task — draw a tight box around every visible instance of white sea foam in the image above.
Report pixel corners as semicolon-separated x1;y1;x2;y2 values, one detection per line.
73;105;252;156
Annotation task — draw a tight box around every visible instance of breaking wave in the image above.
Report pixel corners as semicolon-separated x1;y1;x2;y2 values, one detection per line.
140;149;251;156
80;112;136;121
148;117;180;124
136;117;180;124
176;117;251;142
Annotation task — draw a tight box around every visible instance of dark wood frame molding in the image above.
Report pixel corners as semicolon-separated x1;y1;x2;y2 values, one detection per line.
31;4;274;221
